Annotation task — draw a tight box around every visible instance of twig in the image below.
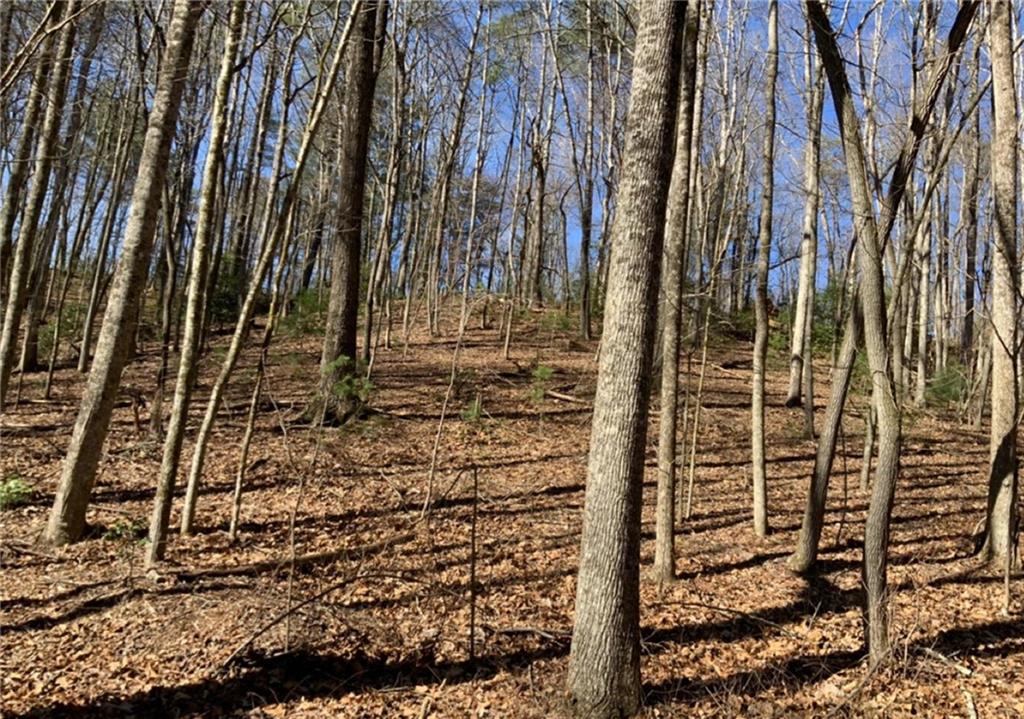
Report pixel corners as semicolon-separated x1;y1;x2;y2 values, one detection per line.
920;647;971;677
0;541;58;561
662;599;801;639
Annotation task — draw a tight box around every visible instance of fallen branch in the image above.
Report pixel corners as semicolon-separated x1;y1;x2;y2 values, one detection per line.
544;389;591;405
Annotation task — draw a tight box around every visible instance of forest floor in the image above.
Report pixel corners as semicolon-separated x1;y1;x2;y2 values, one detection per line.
1;308;1022;718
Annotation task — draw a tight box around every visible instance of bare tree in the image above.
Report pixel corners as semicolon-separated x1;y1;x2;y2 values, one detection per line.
567;1;683;715
0;0;76;406
979;0;1018;566
654;0;700;584
318;0;388;420
147;0;247;566
43;0;206;546
751;0;778;538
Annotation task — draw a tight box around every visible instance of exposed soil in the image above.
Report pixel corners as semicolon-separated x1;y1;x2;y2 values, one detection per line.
2;312;1021;718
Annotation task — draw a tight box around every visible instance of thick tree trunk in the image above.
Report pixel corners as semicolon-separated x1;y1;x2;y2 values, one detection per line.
751;0;778;538
42;0;204;546
567;2;683;715
979;0;1018;566
318;0;387;418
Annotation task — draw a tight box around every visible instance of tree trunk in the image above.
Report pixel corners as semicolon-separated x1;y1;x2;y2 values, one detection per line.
146;0;246;566
318;0;387;418
979;0;1018;566
567;2;683;715
751;0;778;538
43;0;204;546
786;42;824;408
0;0;76;407
654;0;700;584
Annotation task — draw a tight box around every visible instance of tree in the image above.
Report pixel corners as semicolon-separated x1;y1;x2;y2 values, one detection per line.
147;0;247;566
566;1;684;715
43;0;205;546
654;0;700;584
807;0;903;665
751;0;778;538
0;0;76;407
785;25;824;414
979;0;1018;566
790;1;977;575
318;0;388;418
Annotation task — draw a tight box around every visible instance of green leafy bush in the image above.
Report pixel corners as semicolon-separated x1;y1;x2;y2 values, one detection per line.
0;474;32;510
326;355;373;406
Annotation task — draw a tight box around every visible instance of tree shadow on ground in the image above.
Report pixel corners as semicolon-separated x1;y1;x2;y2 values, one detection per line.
9;643;569;718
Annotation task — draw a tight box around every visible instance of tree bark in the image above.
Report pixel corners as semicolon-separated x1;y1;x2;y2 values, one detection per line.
43;0;205;546
567;2;683;715
654;0;700;584
979;0;1018;566
751;0;779;538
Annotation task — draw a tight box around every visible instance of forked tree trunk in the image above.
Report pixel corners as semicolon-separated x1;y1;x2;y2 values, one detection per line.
567;2;683;715
654;0;700;583
43;0;204;546
979;0;1018;566
751;0;778;538
808;0;903;666
790;0;976;574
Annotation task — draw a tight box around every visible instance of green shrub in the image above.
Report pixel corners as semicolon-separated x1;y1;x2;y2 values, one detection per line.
326;355;373;406
39;302;87;361
927;361;969;407
0;474;32;510
103;518;147;541
528;364;554;403
461;396;483;424
283;289;327;337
